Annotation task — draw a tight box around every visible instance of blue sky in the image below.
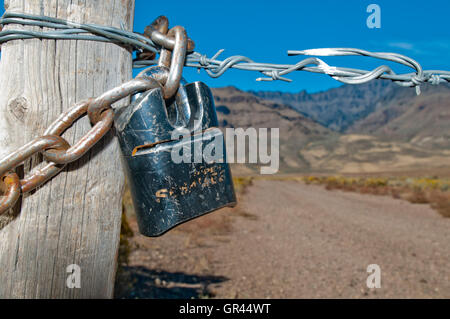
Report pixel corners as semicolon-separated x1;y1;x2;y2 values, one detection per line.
2;0;450;93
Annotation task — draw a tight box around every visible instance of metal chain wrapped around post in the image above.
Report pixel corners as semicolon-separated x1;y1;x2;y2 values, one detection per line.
0;16;193;214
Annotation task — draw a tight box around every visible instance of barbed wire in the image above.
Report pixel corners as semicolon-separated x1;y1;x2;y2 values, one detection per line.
152;48;450;95
1;12;450;95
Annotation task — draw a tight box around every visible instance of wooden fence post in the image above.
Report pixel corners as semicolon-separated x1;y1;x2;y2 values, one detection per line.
0;0;135;298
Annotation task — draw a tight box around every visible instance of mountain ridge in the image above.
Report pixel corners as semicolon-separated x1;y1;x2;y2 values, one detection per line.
249;80;397;131
211;81;450;174
248;81;450;149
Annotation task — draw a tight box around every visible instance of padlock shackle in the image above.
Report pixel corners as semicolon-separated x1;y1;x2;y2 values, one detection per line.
115;74;220;160
143;16;190;101
137;65;171;85
160;26;188;100
135;66;201;132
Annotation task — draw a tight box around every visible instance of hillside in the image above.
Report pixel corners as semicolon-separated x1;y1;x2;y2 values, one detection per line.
349;84;450;149
300;134;450;174
250;81;396;131
250;82;450;151
212;86;337;174
213;82;450;175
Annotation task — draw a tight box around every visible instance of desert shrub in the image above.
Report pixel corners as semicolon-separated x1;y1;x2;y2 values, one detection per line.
364;178;388;187
233;176;254;193
429;192;450;218
406;191;429;204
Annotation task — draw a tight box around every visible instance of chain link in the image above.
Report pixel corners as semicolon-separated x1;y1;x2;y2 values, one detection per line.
143;16;190;99
0;77;163;214
0;16;190;214
0;172;21;215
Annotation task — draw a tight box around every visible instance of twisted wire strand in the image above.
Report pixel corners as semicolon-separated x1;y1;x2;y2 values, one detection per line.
0;12;158;53
1;12;450;95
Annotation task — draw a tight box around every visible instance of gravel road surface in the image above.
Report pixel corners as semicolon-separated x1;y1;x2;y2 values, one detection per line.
117;180;450;298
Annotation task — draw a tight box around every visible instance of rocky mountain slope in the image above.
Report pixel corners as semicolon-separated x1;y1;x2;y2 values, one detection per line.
250;81;396;131
212;86;337;174
212;82;450;174
349;84;450;149
250;82;450;151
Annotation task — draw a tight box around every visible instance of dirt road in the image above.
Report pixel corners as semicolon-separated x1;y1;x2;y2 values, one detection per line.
116;180;450;298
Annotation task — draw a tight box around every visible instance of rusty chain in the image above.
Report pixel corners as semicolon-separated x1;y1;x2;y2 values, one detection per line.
0;16;191;215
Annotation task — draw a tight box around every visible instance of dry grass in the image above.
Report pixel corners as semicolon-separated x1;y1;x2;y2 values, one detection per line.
175;176;257;238
232;176;254;194
114;205;135;296
429;192;450;218
175;209;234;237
117;206;134;266
406;191;430;204
301;175;450;218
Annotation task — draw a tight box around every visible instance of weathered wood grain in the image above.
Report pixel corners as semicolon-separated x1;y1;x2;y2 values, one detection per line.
0;0;135;298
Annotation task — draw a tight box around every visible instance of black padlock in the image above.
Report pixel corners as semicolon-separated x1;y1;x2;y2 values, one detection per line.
115;69;236;237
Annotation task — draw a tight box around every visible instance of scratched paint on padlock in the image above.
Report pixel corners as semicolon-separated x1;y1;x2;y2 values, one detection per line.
154;165;226;203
